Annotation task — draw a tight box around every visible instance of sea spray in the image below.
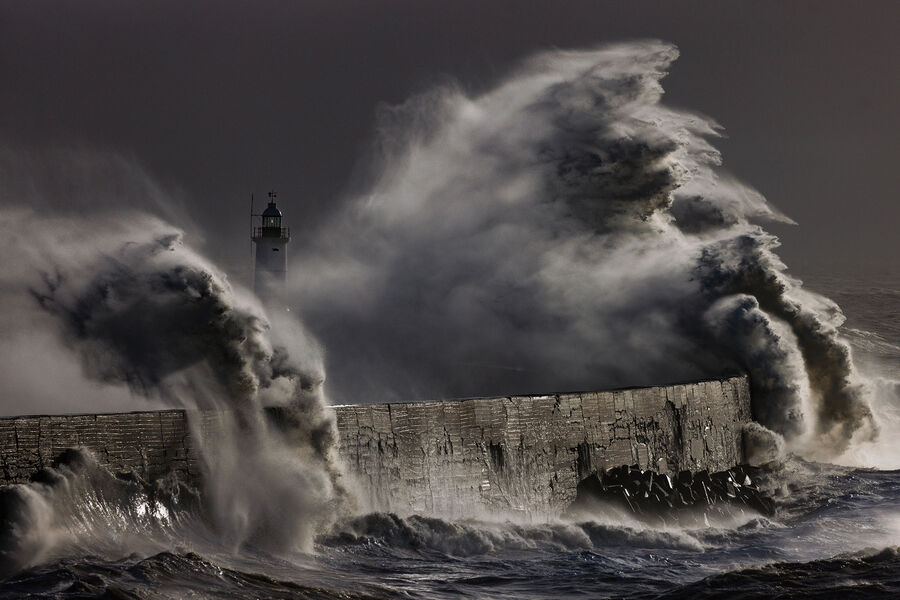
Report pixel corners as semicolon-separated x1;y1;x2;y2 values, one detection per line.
291;40;877;458
0;449;195;577
0;208;346;566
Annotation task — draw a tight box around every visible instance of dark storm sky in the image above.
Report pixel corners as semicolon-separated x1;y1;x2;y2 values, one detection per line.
1;0;897;283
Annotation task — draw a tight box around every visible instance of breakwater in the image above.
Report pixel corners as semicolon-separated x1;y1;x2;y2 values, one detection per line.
336;375;751;514
0;375;752;514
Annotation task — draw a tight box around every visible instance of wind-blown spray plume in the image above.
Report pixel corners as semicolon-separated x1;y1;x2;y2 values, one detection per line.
0;203;344;570
293;41;875;458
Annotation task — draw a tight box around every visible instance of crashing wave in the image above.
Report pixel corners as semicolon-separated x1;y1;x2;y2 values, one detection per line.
292;41;877;458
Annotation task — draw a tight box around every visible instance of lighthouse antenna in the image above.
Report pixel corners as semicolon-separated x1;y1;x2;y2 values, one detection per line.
249;192;254;273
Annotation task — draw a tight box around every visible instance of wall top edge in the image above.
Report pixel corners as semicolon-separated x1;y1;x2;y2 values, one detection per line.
331;373;749;408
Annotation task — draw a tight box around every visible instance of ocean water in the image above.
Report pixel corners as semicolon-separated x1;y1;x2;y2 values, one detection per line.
1;273;898;599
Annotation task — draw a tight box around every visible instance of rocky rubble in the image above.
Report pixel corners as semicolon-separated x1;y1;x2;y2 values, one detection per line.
570;464;776;523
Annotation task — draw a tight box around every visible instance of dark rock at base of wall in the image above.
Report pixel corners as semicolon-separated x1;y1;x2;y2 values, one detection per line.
569;464;775;524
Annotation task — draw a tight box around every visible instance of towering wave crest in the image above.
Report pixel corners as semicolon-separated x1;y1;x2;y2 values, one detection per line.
0;195;345;571
293;41;877;458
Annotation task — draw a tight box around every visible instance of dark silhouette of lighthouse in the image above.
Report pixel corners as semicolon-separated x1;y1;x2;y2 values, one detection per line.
251;191;290;302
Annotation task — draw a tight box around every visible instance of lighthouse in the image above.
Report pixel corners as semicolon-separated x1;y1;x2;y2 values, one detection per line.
252;191;290;302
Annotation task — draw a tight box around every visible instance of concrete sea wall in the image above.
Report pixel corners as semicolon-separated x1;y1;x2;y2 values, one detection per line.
0;376;752;514
336;375;751;515
0;410;202;486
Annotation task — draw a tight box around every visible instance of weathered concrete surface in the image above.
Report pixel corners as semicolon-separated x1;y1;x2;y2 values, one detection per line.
0;376;752;516
0;410;201;485
335;376;752;515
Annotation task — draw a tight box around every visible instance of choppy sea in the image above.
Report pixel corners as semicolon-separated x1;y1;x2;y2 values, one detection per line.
2;271;898;599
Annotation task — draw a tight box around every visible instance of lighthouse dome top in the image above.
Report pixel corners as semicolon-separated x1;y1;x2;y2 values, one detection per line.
262;201;282;218
253;192;290;243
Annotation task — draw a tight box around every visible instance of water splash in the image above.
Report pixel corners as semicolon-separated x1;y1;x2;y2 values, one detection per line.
0;207;346;566
292;41;876;458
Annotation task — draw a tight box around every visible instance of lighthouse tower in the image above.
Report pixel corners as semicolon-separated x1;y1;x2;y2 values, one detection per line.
252;191;290;302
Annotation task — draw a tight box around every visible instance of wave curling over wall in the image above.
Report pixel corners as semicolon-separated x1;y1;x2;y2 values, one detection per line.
292;40;877;459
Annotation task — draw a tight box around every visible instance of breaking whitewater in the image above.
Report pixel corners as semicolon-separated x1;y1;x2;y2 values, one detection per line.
2;42;899;598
